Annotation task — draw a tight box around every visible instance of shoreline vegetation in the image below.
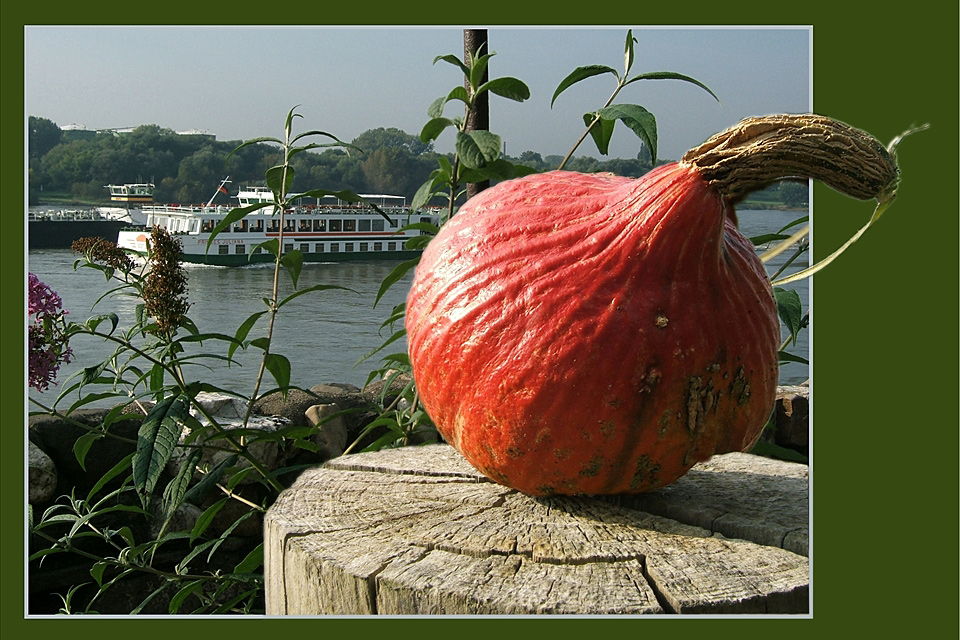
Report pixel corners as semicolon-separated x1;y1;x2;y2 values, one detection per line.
28;116;809;211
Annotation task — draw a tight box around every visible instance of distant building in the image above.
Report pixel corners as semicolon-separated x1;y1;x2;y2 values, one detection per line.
60;123;96;141
57;122;217;141
176;129;215;139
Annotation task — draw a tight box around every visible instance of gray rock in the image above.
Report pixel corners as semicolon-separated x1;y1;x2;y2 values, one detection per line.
28;441;58;504
168;392;290;486
28;406;142;498
306;403;348;459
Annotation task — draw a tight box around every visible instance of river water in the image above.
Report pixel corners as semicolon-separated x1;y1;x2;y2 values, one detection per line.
26;208;809;410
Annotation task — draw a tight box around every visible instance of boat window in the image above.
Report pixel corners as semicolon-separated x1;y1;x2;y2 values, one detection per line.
268;220;280;232
313;219;326;232
359;242;368;252
284;220;296;232
218;245;229;255
191;219;201;233
253;246;262;255
329;220;342;232
250;219;264;233
233;220;248;233
374;242;383;252
359;220;371;232
388;241;397;251
236;244;246;254
201;219;215;232
330;243;340;253
345;242;354;252
315;243;324;253
298;220;311;232
372;220;385;232
344;220;357;232
284;244;294;253
300;243;309;253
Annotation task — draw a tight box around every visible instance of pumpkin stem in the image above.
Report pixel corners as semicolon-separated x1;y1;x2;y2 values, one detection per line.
680;114;899;203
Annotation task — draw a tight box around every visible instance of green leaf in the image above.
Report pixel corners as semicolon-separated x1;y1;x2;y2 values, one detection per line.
551;64;617;107
226;136;282;162
596;103;658;163
779;216;809;233
468;51;493;91
133;394;190;506
456;129;502;169
403;235;434;251
149;362;165;393
411;174;446;211
375;258;421;308
433;53;470;77
279;249;303;288
206;203;273;251
249;337;270;351
265;165;294;197
86;453;134;504
169;580;205;614
284;105;301;140
400;221;440;236
90;561;108;588
778;350;809;365
584;113;616;155
83;313;120;335
182;453;239;506
191;497;229;538
233;543;264;574
420;117;455;144
264;353;291;390
160;447;203;526
277;284;356;311
622;71;721;104
230;312;266;360
773;287;805;345
624;29;637;75
73;432;102;472
255;238;280;259
379;302;407;331
476;77;530;102
750;233;792;246
356;329;406;366
426;95;447;119
462;157;528;183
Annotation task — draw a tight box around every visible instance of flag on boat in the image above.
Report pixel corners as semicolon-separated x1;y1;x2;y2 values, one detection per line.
218;186;228;194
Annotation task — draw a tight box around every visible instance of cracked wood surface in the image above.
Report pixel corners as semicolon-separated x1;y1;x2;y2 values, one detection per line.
264;443;808;615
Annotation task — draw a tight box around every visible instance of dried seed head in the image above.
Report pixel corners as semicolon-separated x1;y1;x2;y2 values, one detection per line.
143;226;189;337
71;236;136;272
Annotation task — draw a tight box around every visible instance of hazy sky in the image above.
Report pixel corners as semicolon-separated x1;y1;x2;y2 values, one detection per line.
24;25;810;162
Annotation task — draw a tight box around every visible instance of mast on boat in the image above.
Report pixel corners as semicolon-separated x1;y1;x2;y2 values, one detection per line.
204;176;232;209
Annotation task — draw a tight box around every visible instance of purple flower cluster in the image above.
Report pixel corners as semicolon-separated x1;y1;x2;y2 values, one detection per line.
28;273;73;392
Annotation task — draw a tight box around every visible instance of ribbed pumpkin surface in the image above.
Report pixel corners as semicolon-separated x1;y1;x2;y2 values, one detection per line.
406;166;780;495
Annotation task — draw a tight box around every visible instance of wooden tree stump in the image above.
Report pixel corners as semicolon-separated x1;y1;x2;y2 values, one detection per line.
264;443;808;615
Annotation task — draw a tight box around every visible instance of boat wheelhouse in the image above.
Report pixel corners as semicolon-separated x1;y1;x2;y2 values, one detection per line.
116;180;437;266
105;182;156;203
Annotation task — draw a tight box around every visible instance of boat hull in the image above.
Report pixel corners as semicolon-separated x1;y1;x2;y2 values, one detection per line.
29;220;134;250
176;248;423;267
117;229;423;266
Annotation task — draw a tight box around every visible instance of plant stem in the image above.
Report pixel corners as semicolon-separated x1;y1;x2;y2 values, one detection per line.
557;81;623;171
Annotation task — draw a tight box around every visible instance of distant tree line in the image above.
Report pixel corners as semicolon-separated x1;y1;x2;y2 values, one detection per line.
28;116;806;208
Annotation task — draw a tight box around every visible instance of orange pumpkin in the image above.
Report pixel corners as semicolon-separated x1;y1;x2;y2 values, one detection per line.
406;114;898;495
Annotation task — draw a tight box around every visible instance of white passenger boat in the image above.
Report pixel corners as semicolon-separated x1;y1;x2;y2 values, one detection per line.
116;178;437;266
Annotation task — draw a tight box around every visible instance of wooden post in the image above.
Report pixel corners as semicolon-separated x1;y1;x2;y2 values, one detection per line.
264;444;809;615
464;29;490;200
